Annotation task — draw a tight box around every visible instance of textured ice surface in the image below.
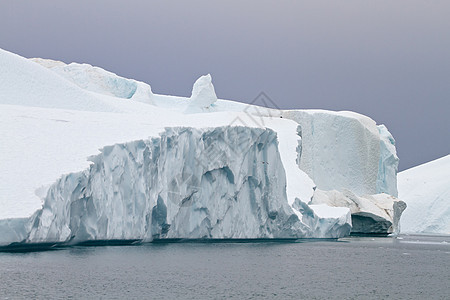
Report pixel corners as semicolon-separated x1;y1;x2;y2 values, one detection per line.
0;218;30;246
310;189;406;234
399;155;450;234
26;127;350;243
283;110;381;196
376;125;399;197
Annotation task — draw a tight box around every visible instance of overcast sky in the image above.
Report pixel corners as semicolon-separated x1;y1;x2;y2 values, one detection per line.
1;1;449;170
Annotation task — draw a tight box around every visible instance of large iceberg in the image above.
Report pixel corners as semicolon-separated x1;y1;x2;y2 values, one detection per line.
398;155;450;234
0;48;404;247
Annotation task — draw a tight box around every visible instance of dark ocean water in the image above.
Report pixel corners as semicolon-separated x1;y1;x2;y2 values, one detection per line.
0;235;449;299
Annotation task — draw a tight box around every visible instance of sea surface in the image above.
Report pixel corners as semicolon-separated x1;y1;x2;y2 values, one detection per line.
0;235;449;299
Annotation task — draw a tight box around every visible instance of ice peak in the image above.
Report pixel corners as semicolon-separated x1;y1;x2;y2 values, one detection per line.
187;74;217;112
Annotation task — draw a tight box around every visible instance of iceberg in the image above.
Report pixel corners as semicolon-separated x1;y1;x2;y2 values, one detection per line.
0;48;403;247
398;155;450;234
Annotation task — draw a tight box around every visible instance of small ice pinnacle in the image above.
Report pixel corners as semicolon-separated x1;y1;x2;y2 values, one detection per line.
188;74;217;111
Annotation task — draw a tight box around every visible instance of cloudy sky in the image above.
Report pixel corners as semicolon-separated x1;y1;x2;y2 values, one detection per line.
1;1;449;170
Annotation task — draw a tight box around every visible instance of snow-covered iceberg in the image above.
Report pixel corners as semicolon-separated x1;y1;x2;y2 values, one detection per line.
399;155;450;234
0;47;404;247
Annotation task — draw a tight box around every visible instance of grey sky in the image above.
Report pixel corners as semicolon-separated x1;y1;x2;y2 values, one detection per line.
1;1;449;170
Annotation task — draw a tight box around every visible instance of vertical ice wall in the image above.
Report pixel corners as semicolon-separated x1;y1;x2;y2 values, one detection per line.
25;126;351;244
281;110;398;197
283;110;380;195
376;125;399;197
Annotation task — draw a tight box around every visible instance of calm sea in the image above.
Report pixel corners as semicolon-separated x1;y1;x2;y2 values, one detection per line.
0;235;449;299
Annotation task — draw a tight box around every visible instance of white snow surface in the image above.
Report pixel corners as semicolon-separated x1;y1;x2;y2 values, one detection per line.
0;48;401;244
398;155;450;234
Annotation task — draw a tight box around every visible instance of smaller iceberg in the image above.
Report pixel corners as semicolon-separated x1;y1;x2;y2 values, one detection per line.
398;155;450;234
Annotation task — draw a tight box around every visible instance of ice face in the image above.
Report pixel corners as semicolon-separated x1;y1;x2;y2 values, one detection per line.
282;110;381;196
0;218;30;246
376;125;399;197
25;127;351;244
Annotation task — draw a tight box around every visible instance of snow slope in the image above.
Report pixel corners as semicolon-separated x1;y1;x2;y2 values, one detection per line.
399;155;450;234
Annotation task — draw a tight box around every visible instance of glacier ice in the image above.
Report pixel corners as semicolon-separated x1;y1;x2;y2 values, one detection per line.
398;155;450;234
26;127;350;244
310;189;406;234
0;218;30;246
376;125;399;197
282;110;388;196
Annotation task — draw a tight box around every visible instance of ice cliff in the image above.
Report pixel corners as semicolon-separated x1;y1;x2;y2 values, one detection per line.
25;127;350;244
282;110;398;197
